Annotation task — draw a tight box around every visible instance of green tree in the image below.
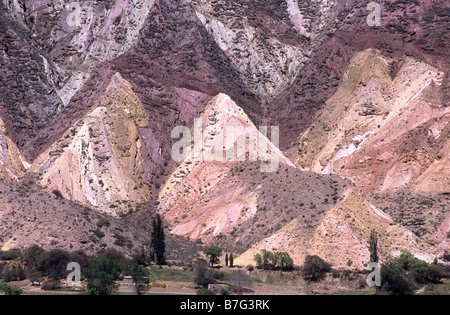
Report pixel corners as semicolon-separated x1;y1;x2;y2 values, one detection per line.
229;253;234;267
28;270;43;286
220;286;230;295
302;255;331;281
196;288;215;295
254;253;262;268
122;260;152;295
24;245;46;270
0;283;23;295
225;253;229;267
261;250;274;270
368;229;379;263
278;252;294;271
151;214;166;266
393;251;430;284
38;249;70;280
380;261;415;295
84;258;121;295
204;246;222;268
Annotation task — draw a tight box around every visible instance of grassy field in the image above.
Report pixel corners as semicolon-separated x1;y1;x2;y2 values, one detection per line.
149;267;194;283
421;279;450;295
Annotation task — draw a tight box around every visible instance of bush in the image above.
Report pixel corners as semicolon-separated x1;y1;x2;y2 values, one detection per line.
302;255;332;281
0;249;21;261
196;288;215;295
52;189;64;199
426;264;446;284
96;218;111;228
0;283;23;295
227;270;253;293
92;229;105;239
113;233;128;247
393;252;429;284
3;266;26;282
23;245;46;269
41;279;60;291
194;262;216;287
213;270;226;281
380;261;415;295
38;249;71;280
220;286;230;295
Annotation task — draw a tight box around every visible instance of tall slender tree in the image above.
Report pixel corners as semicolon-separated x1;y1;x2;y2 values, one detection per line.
368;229;379;263
151;214;166;265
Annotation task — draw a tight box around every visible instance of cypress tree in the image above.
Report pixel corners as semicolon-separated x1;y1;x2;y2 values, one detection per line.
368;229;378;263
151;214;166;265
229;253;234;267
225;253;229;267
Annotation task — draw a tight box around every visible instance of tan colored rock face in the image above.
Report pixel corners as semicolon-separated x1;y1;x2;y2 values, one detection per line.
290;48;448;193
29;73;151;216
0;116;29;182
235;190;440;269
159;93;296;241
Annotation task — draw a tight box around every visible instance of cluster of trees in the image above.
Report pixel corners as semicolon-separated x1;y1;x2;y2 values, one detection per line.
0;246;153;295
83;256;152;295
0;214;167;295
380;252;447;295
367;229;447;295
0;283;23;295
253;250;294;271
203;246;235;268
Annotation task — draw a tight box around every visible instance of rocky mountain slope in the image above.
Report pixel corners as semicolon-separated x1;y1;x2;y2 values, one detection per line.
0;0;448;266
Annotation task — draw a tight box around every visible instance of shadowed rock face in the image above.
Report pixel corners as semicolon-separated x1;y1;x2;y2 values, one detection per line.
0;0;448;264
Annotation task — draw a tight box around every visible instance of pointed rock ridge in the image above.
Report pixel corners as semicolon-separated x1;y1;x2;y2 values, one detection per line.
289;48;447;193
158;93;297;241
235;189;441;269
29;72;151;216
160;93;295;200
